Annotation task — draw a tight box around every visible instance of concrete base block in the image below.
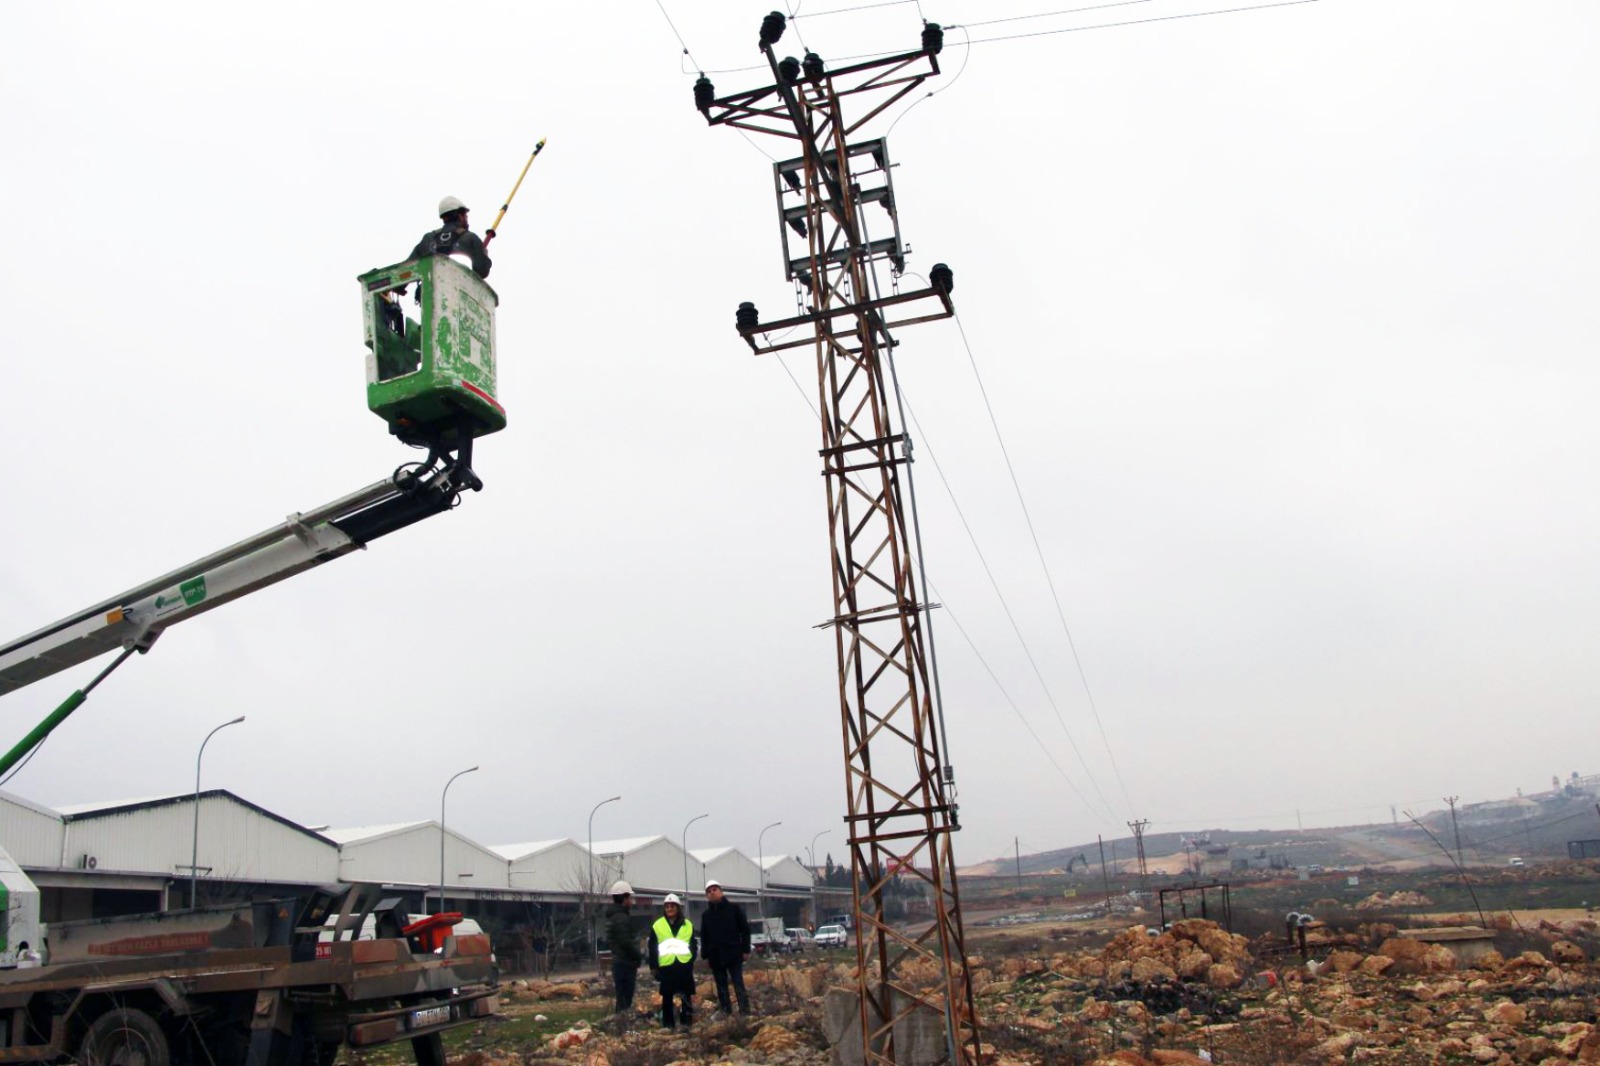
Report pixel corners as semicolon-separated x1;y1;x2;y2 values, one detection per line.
822;987;952;1066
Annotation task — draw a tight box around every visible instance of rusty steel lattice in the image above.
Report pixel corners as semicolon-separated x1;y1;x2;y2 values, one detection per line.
697;14;981;1066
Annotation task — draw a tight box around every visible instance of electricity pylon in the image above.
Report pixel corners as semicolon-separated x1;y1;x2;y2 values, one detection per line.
694;14;981;1065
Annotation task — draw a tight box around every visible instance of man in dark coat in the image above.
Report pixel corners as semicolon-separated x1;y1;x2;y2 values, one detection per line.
603;881;643;1015
697;879;751;1014
410;195;492;279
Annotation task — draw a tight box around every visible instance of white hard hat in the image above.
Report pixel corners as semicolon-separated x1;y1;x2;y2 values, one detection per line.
664;893;682;905
610;880;633;896
704;879;722;891
438;195;468;217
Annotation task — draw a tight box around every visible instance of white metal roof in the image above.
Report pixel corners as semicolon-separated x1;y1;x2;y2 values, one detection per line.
0;789;62;821
690;846;736;862
322;822;429;844
56;794;185;815
587;835;666;855
490;839;568;860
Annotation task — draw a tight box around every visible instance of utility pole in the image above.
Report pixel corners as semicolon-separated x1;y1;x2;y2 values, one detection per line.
1127;820;1151;896
1445;796;1464;868
1098;835;1112;917
1014;838;1022;891
695;15;978;1065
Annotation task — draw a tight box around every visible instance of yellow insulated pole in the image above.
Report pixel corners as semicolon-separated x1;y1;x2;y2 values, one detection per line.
485;139;547;245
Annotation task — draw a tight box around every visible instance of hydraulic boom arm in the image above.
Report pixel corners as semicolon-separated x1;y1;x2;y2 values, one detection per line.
0;451;481;773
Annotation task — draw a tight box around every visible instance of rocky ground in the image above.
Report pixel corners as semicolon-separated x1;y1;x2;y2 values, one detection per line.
412;912;1600;1066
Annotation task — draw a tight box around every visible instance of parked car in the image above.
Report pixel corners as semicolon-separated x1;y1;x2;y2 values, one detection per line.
1508;857;1525;867
785;927;815;952
814;924;849;948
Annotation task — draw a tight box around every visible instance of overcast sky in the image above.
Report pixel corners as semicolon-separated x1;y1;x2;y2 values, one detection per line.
1;0;1595;871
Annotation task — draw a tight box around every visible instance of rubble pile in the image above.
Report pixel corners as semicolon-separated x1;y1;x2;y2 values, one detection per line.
1354;891;1435;910
456;918;1599;1065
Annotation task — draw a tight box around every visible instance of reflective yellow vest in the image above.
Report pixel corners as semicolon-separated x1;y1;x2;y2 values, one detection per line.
652;915;694;966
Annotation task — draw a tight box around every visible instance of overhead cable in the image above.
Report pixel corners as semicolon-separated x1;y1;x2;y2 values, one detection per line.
949;309;1137;816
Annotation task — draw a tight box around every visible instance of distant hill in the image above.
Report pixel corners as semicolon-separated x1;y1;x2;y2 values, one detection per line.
966;791;1600;878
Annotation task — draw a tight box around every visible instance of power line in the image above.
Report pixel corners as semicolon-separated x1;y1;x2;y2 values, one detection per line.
949;0;1158;31
885;25;973;139
928;577;1112;818
678;0;1328;75
948;307;1137;816
958;0;1326;45
794;0;921;18
896;386;1120;822
652;0;703;70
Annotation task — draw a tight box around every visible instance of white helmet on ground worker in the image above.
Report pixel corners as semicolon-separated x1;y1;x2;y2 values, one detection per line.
663;893;682;905
438;195;468;217
704;879;721;891
609;880;633;896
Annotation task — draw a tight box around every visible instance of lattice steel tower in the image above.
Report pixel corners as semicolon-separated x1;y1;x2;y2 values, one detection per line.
695;13;981;1065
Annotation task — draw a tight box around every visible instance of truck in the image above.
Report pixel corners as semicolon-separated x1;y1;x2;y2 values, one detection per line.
0;850;497;1066
748;916;788;956
0;257;509;1066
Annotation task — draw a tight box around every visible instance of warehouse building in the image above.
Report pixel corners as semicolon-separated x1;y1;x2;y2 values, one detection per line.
0;789;823;955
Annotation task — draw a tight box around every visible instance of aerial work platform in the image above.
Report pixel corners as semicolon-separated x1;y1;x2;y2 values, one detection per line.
360;255;505;449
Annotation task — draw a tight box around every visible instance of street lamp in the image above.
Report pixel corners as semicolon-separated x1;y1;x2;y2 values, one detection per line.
190;715;245;909
682;813;709;895
757;820;782;920
807;829;831;872
588;795;621;966
808;829;831;926
439;766;479;913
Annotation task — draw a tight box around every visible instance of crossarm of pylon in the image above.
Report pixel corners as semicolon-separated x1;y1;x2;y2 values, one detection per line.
739;286;951;352
844;76;927;136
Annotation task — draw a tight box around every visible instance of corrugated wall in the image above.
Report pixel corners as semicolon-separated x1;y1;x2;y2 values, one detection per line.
701;850;760;892
65;797;338;882
507;841;597;893
614;838;692;894
340;824;509;889
0;794;64;868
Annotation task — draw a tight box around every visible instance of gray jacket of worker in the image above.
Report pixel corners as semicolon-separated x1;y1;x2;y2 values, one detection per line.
409;223;492;279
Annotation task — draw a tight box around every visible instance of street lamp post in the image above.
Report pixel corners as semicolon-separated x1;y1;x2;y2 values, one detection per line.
757;820;782;920
588;795;621;967
807;829;831;872
682;813;709;895
439;766;479;913
808;829;831;927
190;715;245;909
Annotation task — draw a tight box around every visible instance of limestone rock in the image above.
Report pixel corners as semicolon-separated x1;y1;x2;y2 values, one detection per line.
1551;941;1586;965
749;1023;803;1054
1132;957;1178;983
1484;1001;1526;1026
1206;964;1242;989
1377;938;1456;974
1327;950;1365;974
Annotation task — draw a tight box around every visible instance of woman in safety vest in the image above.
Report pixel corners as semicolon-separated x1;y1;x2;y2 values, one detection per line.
647;894;698;1029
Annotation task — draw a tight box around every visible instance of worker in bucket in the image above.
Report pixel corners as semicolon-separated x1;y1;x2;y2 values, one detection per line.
409;196;492;279
647;893;697;1029
604;881;644;1016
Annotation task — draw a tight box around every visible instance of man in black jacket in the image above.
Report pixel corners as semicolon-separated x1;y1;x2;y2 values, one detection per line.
697;879;751;1014
603;881;643;1015
409;196;492;279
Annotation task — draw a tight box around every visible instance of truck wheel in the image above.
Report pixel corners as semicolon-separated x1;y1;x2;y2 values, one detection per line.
78;1009;170;1066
